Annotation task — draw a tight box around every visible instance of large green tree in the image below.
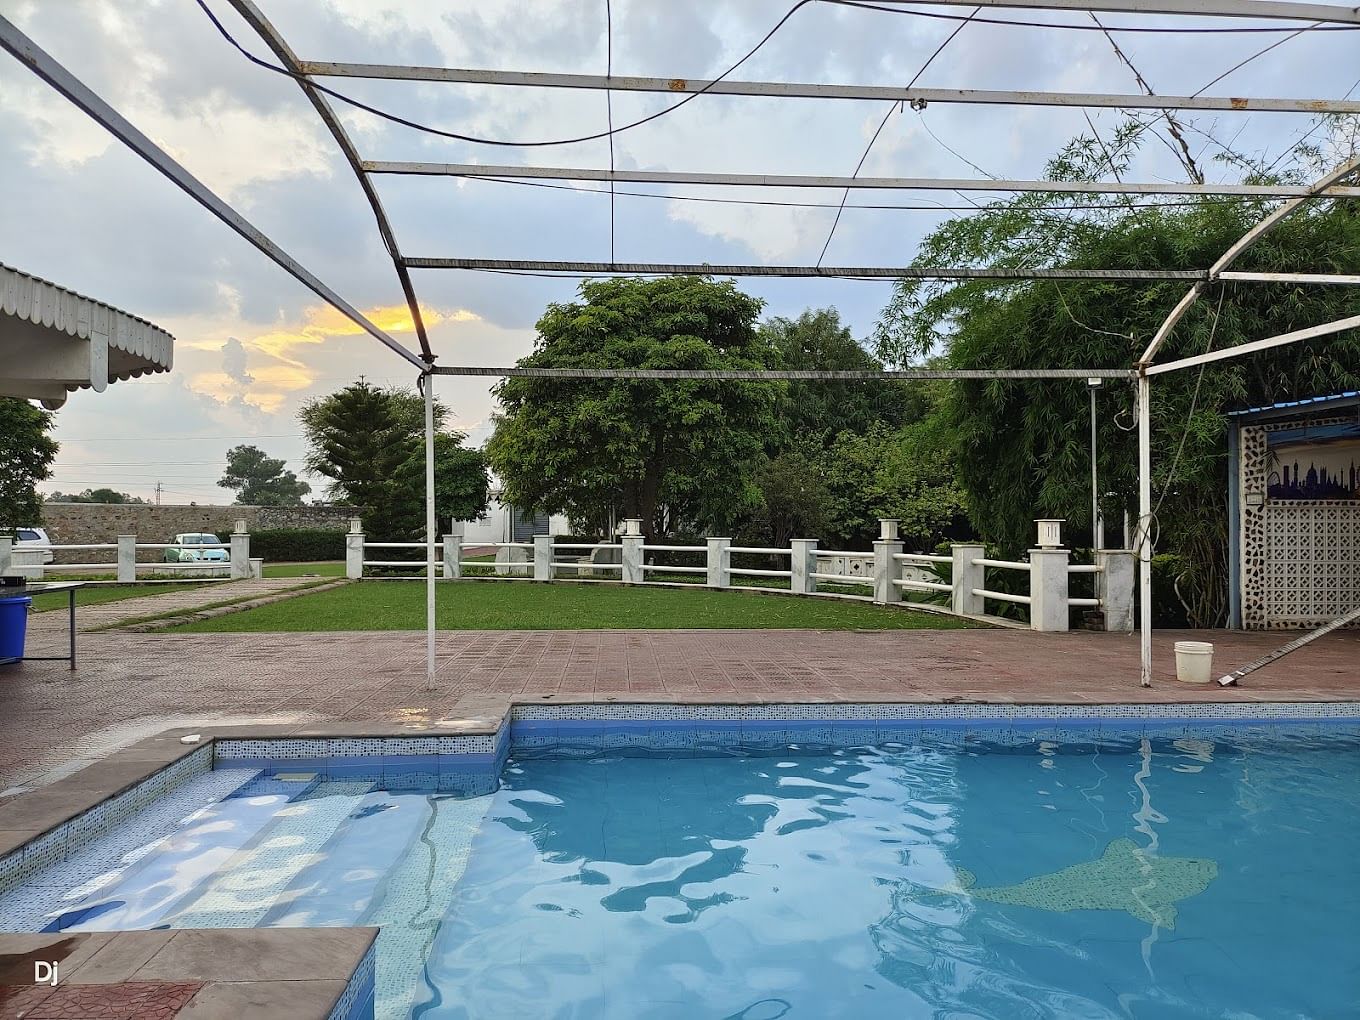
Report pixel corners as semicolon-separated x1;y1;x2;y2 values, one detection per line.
487;276;777;537
300;381;489;539
219;444;311;506
760;308;911;449
874;122;1360;625
0;398;58;530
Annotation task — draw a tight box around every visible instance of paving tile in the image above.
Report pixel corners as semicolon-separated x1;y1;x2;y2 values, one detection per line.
134;929;376;984
23;980;200;1019
66;932;175;985
175;979;347;1020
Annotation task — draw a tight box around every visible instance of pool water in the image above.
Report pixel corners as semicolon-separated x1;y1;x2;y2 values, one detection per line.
2;726;1359;1019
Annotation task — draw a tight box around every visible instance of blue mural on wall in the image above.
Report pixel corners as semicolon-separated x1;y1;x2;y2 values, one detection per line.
1266;435;1360;500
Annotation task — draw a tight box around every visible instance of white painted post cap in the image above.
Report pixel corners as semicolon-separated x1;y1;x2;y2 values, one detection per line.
879;519;900;541
1035;519;1064;548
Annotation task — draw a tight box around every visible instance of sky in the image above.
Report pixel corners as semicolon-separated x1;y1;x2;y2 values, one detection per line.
1;0;1355;504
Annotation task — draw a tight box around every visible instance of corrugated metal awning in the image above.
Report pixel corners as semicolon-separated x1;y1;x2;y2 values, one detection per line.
1227;391;1360;420
0;262;175;408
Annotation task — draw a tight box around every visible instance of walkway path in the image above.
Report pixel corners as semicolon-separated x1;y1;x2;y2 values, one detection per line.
2;624;1356;792
30;577;333;632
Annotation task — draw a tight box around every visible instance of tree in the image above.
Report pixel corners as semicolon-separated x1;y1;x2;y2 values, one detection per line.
46;488;147;504
218;445;311;506
761;308;911;449
299;381;489;539
487;276;778;538
874;120;1360;624
823;421;968;549
0;398;58;530
754;451;832;548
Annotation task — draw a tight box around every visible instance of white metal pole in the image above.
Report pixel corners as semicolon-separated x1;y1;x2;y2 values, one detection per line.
423;373;437;692
1137;373;1153;687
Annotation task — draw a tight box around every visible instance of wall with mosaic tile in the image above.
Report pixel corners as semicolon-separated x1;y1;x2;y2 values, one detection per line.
1238;419;1360;629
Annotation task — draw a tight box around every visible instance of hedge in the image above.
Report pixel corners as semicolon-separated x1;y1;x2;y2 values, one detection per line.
218;528;346;562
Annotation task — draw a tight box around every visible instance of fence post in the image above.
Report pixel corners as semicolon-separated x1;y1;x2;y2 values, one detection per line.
533;534;553;581
345;517;364;579
620;519;644;584
790;538;818;594
230;519;251;580
117;534;136;582
1096;549;1135;632
873;519;904;605
707;537;731;588
0;536;10;575
951;543;985;616
1029;549;1070;631
443;525;462;580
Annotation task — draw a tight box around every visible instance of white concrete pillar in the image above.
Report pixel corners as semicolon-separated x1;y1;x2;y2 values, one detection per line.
230;519;250;580
621;533;645;584
951;543;985;616
345;519;364;579
11;549;43;580
874;520;904;604
443;534;462;579
0;536;10;576
790;539;818;594
249;557;264;580
1029;547;1070;632
707;537;731;588
117;534;136;582
533;534;553;581
1096;549;1135;632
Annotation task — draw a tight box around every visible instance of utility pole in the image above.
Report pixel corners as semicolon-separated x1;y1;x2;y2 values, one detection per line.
154;481;163;506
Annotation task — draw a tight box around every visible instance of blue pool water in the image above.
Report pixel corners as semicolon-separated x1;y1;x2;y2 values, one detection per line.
2;723;1359;1018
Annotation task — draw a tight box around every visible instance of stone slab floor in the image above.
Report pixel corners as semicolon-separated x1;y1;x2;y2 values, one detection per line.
3;607;1357;792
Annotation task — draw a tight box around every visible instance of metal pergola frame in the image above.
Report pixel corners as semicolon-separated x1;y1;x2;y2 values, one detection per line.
5;0;1360;693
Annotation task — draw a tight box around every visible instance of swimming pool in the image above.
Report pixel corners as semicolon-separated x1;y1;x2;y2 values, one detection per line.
1;710;1358;1018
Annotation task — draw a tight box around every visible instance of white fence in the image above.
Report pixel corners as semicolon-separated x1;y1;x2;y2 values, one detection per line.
0;521;261;582
347;517;1134;632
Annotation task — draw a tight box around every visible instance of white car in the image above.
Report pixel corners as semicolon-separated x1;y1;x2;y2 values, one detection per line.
164;532;229;563
13;526;54;564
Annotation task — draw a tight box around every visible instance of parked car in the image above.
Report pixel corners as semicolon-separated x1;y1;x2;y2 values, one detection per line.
12;527;54;564
164;533;228;563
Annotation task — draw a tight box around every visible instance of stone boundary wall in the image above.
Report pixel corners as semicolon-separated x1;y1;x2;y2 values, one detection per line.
38;503;358;564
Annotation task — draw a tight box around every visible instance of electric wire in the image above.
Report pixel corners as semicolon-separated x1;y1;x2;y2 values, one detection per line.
817;6;981;266
197;0;1357;152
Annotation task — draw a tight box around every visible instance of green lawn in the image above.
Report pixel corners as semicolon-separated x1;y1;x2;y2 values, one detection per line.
262;560;346;578
30;582;211;612
169;580;978;632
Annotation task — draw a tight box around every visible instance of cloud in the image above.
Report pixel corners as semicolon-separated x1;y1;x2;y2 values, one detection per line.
221;338;254;386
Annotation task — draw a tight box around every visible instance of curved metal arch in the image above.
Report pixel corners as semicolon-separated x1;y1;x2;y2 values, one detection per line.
227;0;435;364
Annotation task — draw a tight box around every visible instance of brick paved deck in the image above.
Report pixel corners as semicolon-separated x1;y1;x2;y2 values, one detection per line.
3;608;1357;792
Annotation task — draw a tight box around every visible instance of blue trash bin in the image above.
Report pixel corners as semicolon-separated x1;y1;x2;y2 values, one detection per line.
0;595;32;664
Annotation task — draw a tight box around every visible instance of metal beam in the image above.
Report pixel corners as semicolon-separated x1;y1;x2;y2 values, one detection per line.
860;0;1360;24
0;14;425;371
409;260;1360;284
366;162;1360;198
1218;271;1360;285
408;258;1204;280
301;64;1360;116
227;1;434;364
1138;155;1360;365
430;366;1135;380
1145;313;1360;375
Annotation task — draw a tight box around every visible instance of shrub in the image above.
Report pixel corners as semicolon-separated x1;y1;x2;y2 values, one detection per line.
218;528;346;562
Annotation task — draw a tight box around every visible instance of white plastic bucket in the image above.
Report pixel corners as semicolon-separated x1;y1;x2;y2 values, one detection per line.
1174;641;1214;684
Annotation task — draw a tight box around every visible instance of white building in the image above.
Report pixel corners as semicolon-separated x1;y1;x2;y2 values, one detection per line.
460;487;569;545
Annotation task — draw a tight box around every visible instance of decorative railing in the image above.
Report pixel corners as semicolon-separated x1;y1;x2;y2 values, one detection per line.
347;517;1134;632
0;522;260;582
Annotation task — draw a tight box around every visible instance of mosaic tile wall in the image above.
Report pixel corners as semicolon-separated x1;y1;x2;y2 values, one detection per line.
0;744;213;895
328;939;376;1020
